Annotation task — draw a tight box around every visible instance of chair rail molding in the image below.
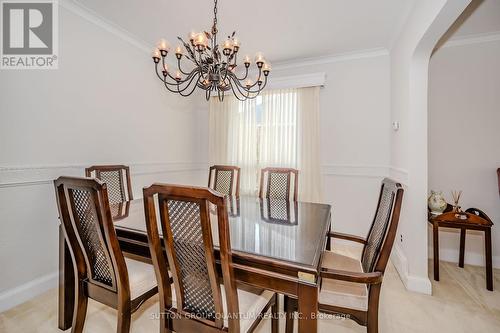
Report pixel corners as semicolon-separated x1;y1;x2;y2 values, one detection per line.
321;164;390;178
0;162;206;188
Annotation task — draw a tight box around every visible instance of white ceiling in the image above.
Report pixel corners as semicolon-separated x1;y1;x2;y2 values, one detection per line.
76;0;416;63
451;0;500;38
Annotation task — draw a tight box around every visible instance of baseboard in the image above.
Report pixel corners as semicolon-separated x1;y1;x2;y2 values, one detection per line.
428;247;500;269
391;243;432;295
0;271;58;313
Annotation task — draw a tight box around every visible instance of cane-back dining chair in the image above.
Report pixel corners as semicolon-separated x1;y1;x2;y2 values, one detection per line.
284;178;404;333
85;165;133;204
143;184;278;333
54;177;157;333
208;165;241;197
497;168;500;197
259;167;299;202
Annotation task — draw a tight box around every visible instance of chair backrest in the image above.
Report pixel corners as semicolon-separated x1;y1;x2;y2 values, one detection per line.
259;167;299;201
54;177;128;293
208;165;241;197
497;168;500;197
360;178;404;273
85;165;133;204
143;184;240;332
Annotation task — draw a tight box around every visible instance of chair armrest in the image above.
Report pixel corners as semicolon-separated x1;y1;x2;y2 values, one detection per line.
328;231;366;244
320;268;383;284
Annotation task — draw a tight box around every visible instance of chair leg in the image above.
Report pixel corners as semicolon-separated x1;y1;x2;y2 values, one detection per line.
71;280;88;333
271;295;279;333
117;299;132;333
284;295;295;333
367;286;380;333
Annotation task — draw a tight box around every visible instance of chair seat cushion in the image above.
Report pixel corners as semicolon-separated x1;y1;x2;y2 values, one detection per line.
124;257;158;300
169;285;274;332
319;251;368;311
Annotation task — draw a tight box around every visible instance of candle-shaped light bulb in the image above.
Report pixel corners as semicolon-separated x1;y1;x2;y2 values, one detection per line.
175;45;183;59
222;39;232;56
244;55;251;67
157;38;170;52
263;62;271;76
193;33;208;51
245;79;253;88
232;37;240;53
152;48;161;59
175;70;181;80
162;64;168;76
255;52;264;63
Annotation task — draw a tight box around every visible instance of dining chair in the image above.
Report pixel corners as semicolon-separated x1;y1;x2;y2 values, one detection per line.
497;168;499;197
54;177;158;333
284;178;404;333
143;183;278;333
259;167;299;202
85;165;133;204
208;165;241;197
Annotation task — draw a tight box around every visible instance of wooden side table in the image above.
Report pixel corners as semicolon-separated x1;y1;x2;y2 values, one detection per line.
428;208;494;291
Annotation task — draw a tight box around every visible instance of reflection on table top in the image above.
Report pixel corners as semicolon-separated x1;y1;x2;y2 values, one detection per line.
113;196;332;269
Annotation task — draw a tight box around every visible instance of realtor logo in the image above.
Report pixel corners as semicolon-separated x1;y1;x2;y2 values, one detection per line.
1;0;58;69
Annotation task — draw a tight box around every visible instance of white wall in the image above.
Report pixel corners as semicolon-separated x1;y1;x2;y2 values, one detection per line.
0;6;205;311
389;0;471;294
428;40;500;267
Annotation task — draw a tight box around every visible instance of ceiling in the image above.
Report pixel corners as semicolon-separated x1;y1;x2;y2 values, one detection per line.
76;0;416;63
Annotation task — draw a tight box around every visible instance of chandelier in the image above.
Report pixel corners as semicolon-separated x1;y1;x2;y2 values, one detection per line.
151;0;270;101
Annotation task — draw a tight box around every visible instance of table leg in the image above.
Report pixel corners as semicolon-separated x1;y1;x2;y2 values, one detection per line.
433;223;439;281
459;228;466;268
297;281;318;333
58;225;74;330
485;228;493;291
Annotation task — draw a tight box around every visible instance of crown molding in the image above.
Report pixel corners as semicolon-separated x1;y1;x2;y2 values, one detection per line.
266;72;326;90
272;48;389;72
443;31;500;48
60;0;150;53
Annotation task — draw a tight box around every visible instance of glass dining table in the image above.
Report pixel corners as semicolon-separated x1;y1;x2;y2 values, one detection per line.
58;195;332;333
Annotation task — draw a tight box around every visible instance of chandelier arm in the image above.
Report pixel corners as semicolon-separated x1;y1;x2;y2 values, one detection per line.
228;81;249;101
177;58;193;75
162;75;181;93
232;66;249;81
171;69;202;93
155;61;183;87
231;72;267;94
176;73;202;96
229;77;253;100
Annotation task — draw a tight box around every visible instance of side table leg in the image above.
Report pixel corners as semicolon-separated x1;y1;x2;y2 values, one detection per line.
433;223;439;281
485;228;493;291
459;228;466;268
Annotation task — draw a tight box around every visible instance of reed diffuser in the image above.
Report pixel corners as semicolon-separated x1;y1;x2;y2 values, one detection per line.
451;190;462;213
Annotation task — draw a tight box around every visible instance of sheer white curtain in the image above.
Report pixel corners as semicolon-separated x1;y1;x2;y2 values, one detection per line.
209;86;322;202
209;96;258;195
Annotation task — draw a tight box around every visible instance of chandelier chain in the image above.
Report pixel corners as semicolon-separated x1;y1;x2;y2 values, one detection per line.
212;0;218;36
